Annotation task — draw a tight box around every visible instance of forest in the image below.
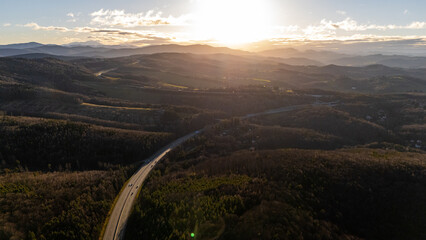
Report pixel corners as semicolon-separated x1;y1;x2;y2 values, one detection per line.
0;53;424;240
0;169;131;240
125;101;426;240
0;115;174;172
126;148;426;240
0;114;173;240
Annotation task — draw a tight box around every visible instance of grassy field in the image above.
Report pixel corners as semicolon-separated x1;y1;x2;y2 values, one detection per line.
81;102;154;111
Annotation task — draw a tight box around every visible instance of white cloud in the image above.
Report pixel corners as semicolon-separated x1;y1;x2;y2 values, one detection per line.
336;10;347;16
24;22;70;32
67;12;77;23
407;22;426;29
302;18;426;38
3;23;11;27
269;35;426;47
22;22;175;45
20;15;426;47
271;17;426;43
90;9;191;27
262;35;426;55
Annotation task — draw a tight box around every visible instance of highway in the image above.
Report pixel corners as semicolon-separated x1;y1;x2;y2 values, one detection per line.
102;131;200;240
102;101;337;240
242;101;338;119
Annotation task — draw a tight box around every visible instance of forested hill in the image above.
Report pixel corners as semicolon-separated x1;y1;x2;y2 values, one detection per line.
0;57;97;94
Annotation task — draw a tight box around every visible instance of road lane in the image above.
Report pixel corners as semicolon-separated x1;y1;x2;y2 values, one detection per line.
103;131;200;240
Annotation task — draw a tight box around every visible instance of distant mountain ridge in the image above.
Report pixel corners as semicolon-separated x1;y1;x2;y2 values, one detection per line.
0;42;44;49
2;42;426;68
330;54;426;68
259;48;426;68
8;53;85;60
0;42;250;58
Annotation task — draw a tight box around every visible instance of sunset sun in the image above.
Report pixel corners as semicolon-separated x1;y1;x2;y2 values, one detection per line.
193;0;272;45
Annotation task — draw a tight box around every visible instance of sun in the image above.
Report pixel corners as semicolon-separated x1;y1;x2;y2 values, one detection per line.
193;0;272;45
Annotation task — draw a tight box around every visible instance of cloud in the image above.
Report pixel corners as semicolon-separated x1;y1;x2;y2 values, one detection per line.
67;12;78;23
22;22;175;46
3;23;11;27
336;10;347;16
20;15;426;48
90;9;191;27
269;35;426;46
300;18;426;38
262;35;426;55
407;22;426;29
24;22;70;32
269;16;426;47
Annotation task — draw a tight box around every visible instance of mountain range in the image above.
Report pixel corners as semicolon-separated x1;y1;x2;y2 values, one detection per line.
2;42;426;69
0;43;248;58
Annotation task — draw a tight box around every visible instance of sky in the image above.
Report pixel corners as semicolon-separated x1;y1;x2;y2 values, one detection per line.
1;0;426;53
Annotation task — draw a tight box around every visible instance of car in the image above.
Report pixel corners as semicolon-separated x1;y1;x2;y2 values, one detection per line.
128;184;133;187
136;186;138;189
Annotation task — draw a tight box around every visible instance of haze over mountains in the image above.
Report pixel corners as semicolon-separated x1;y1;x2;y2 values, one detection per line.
1;43;425;240
2;42;426;69
1;41;426;95
0;42;248;59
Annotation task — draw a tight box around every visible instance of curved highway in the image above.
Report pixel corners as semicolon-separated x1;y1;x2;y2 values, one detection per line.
102;101;337;240
102;131;200;240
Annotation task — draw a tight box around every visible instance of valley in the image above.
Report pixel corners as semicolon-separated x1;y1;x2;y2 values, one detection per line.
0;43;425;240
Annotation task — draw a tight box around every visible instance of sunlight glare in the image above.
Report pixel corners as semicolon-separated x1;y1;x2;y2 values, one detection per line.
193;0;272;45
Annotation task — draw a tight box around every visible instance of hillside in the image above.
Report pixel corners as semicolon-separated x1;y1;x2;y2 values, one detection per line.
74;53;426;93
0;57;97;94
0;46;425;240
125;114;426;239
258;47;348;63
124;93;425;239
0;169;130;240
3;1;426;240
